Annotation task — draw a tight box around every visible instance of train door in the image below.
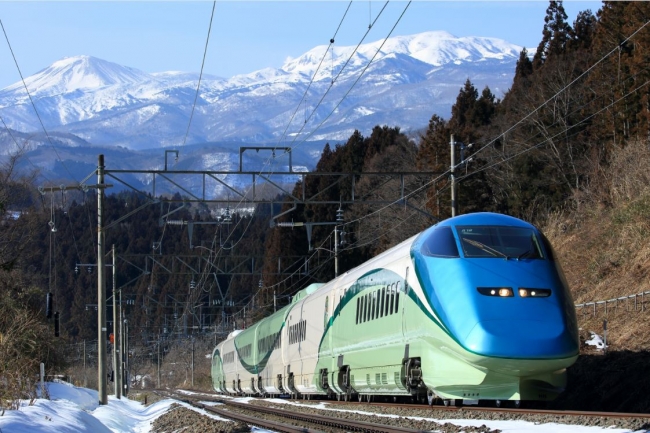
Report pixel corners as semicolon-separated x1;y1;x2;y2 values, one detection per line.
297;304;305;393
401;266;409;338
282;313;291;393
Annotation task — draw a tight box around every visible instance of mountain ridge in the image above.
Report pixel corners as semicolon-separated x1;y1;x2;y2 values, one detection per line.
0;30;523;188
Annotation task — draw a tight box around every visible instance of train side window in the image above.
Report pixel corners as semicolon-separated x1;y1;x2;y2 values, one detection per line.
395;284;400;312
366;293;372;321
366;293;371;322
374;290;379;320
420;226;459;258
324;296;329;328
356;298;360;324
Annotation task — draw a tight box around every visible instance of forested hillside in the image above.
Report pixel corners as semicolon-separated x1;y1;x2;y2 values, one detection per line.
2;0;650;402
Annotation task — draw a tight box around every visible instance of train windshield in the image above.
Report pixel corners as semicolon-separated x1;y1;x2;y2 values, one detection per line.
420;226;460;258
456;226;545;259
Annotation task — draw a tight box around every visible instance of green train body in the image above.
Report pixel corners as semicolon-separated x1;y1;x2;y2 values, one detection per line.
211;213;578;404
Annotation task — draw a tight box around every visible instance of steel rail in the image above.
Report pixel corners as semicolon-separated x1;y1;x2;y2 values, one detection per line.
160;391;431;433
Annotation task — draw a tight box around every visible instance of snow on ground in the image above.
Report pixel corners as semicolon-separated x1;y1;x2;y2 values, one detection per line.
0;383;644;433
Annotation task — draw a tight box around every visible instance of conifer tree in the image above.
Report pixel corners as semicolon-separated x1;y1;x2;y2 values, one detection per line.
417;114;451;220
450;79;479;139
533;0;572;69
568;9;597;53
512;48;534;94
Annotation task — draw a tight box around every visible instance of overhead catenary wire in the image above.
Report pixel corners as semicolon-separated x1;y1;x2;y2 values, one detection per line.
340;76;647;254
207;2;420;317
456;76;650;186
162;9;650;337
216;0;357;245
0;115;53;184
181;1;217;149
293;1;411;147
166;6;638;328
287;1;391;148
467;17;650;163
277;0;353;145
218;1;408;255
193;1;385;301
333;15;650;253
0;19;79;184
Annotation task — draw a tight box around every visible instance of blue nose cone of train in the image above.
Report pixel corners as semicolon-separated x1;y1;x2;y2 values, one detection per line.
412;213;579;360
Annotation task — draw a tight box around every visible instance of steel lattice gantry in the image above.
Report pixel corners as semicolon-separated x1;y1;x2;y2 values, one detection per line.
98;147;441;222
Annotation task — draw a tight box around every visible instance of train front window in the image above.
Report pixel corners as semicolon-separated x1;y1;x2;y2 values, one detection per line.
420;226;460;258
456;226;545;259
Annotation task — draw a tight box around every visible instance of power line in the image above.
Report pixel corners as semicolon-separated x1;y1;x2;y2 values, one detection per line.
0;115;53;184
469;17;650;162
192;1;386;295
457;76;650;185
341;15;650;252
212;2;414;275
277;0;353;145
0;19;79;184
360;19;650;241
294;1;412;146
182;1;217;149
287;1;391;148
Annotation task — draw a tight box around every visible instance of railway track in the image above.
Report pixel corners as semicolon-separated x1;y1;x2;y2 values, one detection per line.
326;398;650;420
156;390;650;432
156;390;432;433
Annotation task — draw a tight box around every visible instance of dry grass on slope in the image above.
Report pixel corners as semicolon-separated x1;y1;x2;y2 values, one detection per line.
545;199;650;351
543;141;650;352
539;142;650;413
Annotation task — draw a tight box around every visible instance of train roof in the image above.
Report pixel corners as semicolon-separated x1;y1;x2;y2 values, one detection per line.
437;212;535;229
291;283;324;304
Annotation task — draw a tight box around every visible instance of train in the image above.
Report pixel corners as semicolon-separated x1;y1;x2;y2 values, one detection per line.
210;212;579;407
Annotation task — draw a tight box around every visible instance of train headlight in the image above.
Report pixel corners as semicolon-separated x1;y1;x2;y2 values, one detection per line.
477;287;514;297
518;288;551;297
498;288;513;297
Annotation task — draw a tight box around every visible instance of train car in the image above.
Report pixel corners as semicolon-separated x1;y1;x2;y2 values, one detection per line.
211;212;579;406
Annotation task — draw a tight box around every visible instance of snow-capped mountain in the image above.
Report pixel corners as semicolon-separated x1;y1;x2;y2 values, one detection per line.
0;31;523;192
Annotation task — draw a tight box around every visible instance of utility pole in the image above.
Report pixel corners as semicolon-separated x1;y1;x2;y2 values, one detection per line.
157;335;161;388
449;135;473;218
450;135;457;217
97;154;108;405
191;337;195;387
335;205;344;278
118;290;124;397
112;244;121;399
334;227;339;278
124;320;129;396
83;340;87;387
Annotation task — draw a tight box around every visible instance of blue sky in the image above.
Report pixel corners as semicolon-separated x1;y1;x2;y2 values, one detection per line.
0;1;603;89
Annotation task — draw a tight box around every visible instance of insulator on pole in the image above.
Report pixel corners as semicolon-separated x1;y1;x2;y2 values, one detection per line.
54;312;60;337
277;221;304;228
46;293;53;319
